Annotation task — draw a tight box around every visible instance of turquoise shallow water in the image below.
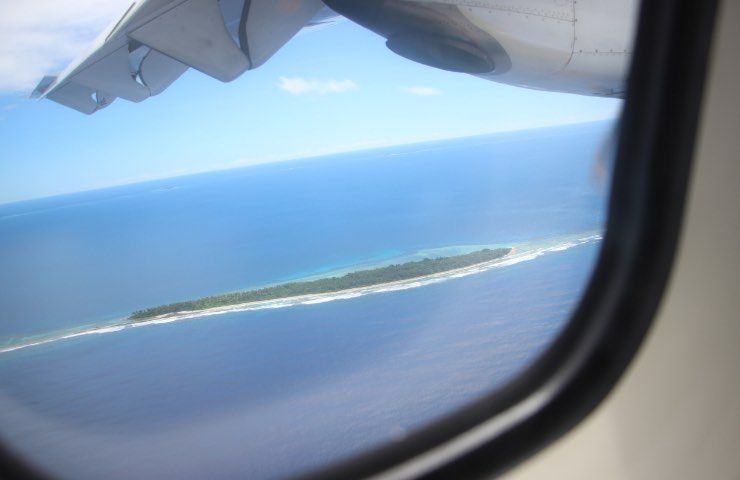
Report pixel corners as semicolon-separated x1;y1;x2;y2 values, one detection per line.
0;121;611;479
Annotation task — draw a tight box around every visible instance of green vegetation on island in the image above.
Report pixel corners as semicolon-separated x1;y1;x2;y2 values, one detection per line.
129;247;511;321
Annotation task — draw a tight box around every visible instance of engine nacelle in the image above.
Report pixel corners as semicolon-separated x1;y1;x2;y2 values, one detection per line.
324;0;637;97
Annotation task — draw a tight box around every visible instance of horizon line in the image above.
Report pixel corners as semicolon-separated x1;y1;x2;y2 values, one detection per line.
0;117;616;207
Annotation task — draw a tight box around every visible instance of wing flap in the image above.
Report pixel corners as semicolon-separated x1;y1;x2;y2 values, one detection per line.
73;45;150;102
139;49;190;96
129;0;250;82
242;0;325;67
46;82;115;115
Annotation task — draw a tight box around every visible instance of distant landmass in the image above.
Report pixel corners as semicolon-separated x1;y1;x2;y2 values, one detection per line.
130;248;512;321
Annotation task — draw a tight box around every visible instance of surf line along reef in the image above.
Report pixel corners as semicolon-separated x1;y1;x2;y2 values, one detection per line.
129;248;513;322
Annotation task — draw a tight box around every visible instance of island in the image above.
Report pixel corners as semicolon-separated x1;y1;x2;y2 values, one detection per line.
129;247;512;322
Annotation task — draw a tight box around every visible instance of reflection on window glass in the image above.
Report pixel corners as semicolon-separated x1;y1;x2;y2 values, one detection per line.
0;1;634;479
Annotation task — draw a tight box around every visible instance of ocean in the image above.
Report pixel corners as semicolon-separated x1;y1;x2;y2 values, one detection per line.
0;121;611;479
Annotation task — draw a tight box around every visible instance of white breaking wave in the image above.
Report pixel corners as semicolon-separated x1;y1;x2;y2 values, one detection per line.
0;324;127;353
0;233;602;354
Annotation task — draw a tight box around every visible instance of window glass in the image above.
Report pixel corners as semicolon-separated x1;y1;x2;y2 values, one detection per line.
0;2;633;478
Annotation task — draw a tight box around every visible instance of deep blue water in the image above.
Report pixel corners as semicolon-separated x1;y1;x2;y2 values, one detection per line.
0;121;611;479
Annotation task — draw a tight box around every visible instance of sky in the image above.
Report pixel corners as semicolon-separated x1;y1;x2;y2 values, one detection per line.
0;1;622;205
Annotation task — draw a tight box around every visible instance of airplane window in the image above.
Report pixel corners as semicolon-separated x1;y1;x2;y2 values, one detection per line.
0;1;639;479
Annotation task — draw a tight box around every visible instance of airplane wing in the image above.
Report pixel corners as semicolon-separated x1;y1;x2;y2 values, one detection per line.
31;0;340;114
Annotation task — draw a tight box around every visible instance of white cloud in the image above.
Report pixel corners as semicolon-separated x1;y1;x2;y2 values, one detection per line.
404;86;442;97
277;77;358;96
0;0;132;93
